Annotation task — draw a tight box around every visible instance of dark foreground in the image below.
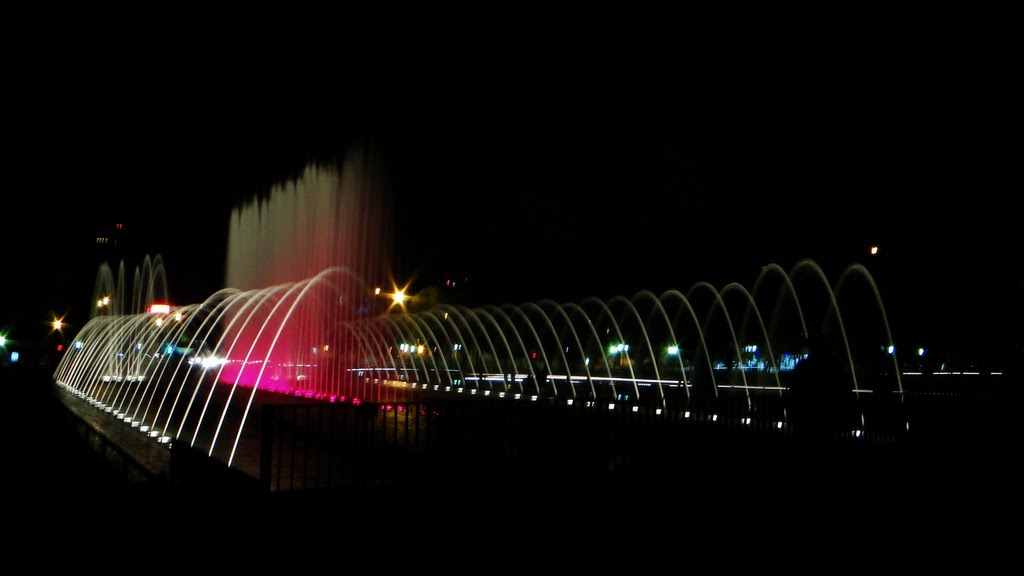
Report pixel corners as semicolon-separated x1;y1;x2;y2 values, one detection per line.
2;363;1018;570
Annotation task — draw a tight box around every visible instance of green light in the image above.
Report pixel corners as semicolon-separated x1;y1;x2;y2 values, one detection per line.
0;335;6;347
667;345;679;355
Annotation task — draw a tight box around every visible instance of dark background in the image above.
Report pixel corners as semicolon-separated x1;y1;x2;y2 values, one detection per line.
2;31;1019;372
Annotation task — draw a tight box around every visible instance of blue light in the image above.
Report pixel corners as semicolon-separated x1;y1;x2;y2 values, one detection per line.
10;352;18;363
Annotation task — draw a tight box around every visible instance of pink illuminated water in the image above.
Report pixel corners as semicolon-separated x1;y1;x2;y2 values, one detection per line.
219;151;393;401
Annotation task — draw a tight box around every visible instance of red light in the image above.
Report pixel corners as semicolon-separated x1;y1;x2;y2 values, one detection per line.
56;344;64;351
531;352;537;359
148;304;171;314
116;223;122;230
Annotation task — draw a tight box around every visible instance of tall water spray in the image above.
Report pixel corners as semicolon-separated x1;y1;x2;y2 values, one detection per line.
218;150;392;390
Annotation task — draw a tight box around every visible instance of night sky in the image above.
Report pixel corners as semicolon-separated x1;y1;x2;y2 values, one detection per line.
3;41;1020;370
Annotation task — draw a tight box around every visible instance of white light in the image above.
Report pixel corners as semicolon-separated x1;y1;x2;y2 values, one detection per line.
457;387;464;393
655;408;662;415
632;406;639;412
158;436;172;444
567;399;574;406
918;348;925;357
499;392;506;398
374;287;381;295
870;245;878;255
74;341;83;349
149;431;161;438
684;411;690;418
712;414;718;422
887;345;895;354
668;345;679;355
776;421;784;429
470;388;477;395
530;395;538;401
445;386;451;392
854;430;863;438
484;390;491;396
585;358;590;366
392;290;405;305
131;421;140;428
608;403;615;410
155;318;164;327
200;356;225;370
743;417;751;425
140;426;150;433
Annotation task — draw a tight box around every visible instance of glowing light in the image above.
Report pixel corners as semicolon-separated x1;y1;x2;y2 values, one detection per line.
632;406;639;412
155;317;164;327
392;290;405;305
74;341;83;349
777;421;784;429
608;403;615;410
374;287;381;295
918;347;926;357
417;345;425;354
9;351;18;363
656;408;662;415
51;318;63;331
870;245;878;255
684;411;690;418
0;336;5;347
854;430;863;438
567;399;574;406
200;356;227;370
175;312;183;321
148;304;171;314
887;345;895;355
668;345;679;355
712;414;718;422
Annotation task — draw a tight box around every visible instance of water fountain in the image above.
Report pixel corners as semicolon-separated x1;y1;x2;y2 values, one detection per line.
54;151;909;476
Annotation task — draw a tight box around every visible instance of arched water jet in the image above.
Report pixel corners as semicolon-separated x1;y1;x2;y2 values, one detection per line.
721;283;783;393
835;264;903;395
688;282;750;407
611;295;664;405
791;259;860;394
583;296;640;401
635;290;689;399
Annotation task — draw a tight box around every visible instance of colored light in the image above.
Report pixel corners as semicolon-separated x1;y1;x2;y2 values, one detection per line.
148;304;171;314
